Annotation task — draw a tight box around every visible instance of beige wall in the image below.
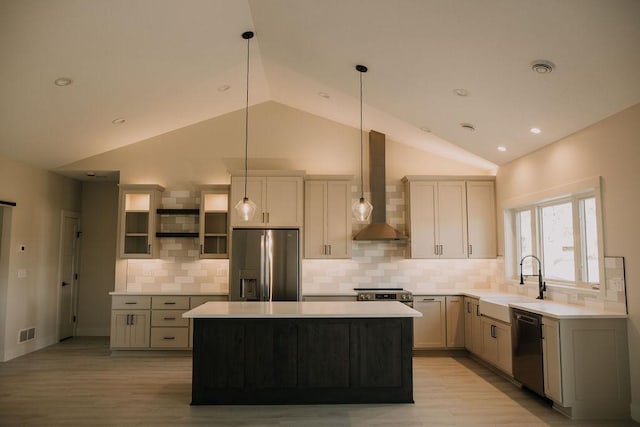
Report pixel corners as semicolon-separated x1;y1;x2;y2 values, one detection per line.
496;103;640;421
0;153;81;361
59;101;493;187
76;182;118;336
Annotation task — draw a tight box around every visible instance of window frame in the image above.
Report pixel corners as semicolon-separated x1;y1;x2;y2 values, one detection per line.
503;177;604;293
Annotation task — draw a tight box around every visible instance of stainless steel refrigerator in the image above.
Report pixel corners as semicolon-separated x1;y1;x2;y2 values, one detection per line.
230;228;300;301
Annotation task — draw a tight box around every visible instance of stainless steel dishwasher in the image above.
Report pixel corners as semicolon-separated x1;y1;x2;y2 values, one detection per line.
511;308;544;397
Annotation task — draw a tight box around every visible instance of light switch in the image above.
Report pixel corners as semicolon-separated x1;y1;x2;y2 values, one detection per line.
17;269;27;278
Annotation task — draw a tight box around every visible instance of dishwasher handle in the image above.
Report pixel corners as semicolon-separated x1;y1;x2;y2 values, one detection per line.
515;313;539;325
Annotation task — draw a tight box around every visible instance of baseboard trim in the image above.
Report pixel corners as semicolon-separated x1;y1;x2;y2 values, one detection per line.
75;328;109;336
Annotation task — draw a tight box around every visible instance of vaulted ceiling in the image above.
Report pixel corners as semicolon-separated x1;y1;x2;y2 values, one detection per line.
1;0;639;171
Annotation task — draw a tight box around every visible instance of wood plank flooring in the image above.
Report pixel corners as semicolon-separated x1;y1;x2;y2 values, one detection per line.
0;337;635;426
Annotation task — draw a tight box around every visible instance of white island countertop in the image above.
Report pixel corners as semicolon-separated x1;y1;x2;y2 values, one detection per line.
183;301;422;319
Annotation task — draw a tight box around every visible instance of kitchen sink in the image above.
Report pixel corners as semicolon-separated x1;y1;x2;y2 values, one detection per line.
479;295;534;323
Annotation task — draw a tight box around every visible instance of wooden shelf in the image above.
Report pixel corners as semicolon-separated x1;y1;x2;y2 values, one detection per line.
156;232;199;238
157;208;199;215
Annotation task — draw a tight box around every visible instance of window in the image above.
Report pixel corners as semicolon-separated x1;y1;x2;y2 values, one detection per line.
511;194;601;288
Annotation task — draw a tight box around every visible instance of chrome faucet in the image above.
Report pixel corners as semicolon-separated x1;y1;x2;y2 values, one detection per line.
519;255;546;300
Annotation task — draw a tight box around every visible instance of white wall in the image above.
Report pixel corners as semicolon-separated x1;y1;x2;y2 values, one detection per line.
496;103;640;421
76;182;118;336
0;153;81;361
59;101;493;187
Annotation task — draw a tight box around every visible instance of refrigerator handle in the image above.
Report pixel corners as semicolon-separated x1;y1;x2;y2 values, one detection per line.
265;231;272;301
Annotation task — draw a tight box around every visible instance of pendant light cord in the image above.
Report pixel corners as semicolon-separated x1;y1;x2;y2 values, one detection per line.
359;69;364;200
243;34;251;200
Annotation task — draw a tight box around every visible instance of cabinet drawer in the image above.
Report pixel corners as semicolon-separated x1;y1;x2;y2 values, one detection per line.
150;327;189;348
190;295;228;308
151;310;189;327
112;296;151;310
152;296;189;310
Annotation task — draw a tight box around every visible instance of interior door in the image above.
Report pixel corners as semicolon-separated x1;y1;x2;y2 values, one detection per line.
59;212;80;340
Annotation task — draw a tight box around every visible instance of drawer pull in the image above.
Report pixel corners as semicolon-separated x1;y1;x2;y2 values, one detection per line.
163;336;176;340
163;302;176;305
125;302;137;305
422;298;435;301
163;317;176;321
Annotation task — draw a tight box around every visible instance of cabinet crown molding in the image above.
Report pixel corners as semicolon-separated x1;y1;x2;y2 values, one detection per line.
228;170;305;177
402;175;495;183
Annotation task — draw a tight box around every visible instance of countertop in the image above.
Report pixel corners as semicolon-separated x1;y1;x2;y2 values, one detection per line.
109;291;228;296
183;301;422;319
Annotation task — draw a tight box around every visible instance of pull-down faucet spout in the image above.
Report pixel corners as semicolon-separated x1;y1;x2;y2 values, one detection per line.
519;255;546;300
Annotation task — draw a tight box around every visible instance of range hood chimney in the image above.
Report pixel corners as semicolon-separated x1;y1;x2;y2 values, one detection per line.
353;130;408;241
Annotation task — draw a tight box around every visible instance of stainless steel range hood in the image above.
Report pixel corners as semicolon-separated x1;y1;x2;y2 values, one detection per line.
353;130;408;241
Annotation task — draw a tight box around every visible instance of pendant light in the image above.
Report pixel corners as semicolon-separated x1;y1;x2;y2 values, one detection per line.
352;64;373;221
234;31;257;221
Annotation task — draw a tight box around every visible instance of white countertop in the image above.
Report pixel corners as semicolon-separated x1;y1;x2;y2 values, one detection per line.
509;300;627;319
183;301;422;319
110;291;228;296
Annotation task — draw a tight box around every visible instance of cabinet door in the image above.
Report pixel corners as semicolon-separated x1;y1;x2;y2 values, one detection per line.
230;176;265;226
304;181;327;258
413;296;446;348
110;310;150;349
129;312;150;348
407;181;437;258
464;298;474;351
542;317;562;403
265;177;303;227
446;296;465;348
325;181;351;258
200;188;229;259
466;181;496;258
437;181;468;258
119;188;161;259
494;321;512;375
110;312;131;348
481;318;498;365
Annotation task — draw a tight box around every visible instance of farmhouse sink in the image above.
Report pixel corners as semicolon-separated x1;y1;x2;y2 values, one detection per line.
479;295;534;323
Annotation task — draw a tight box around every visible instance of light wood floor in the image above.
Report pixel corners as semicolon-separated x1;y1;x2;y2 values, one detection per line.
0;337;635;426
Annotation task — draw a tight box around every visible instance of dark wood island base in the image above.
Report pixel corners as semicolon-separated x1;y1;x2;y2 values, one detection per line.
190;316;414;405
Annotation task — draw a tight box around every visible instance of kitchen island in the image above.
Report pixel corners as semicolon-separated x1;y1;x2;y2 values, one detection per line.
183;301;421;405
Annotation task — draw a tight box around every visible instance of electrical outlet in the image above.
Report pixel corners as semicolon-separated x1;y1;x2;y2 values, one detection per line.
17;269;27;279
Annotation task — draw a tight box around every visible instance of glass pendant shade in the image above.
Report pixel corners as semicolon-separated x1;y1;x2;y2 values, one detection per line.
352;197;373;222
234;197;256;221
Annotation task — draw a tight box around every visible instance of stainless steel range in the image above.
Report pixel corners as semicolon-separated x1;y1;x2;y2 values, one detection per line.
355;288;413;308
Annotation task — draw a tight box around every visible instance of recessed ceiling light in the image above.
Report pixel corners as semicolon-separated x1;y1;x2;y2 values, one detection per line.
530;127;541;134
112;118;126;125
54;77;73;87
318;91;330;99
460;123;475;132
453;88;468;97
217;84;230;92
497;146;507;152
420;126;431;133
531;60;555;74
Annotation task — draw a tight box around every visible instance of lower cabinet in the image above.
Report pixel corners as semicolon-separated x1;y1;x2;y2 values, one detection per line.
464;297;482;355
110;294;228;351
539;316;629;420
480;317;512;375
413;296;446;349
541;316;562;403
110;310;150;349
445;296;465;348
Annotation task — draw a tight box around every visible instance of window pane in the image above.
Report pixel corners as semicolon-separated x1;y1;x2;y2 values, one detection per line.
517;210;533;275
582;197;599;283
541;203;575;281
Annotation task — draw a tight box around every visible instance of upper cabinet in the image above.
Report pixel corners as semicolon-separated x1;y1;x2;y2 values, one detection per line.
404;179;467;258
403;176;496;259
118;185;164;258
230;173;304;228
304;176;352;259
199;185;230;258
466;181;497;258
